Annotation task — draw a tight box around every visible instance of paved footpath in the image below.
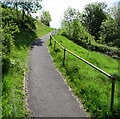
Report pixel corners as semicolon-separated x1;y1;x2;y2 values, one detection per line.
27;31;88;117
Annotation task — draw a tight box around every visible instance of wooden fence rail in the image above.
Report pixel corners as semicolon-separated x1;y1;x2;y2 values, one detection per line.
50;34;116;112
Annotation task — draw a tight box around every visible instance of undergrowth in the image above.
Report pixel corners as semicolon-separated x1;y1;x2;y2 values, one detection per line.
2;21;55;118
48;34;119;118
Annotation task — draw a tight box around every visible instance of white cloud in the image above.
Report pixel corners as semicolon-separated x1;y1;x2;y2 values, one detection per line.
34;0;119;28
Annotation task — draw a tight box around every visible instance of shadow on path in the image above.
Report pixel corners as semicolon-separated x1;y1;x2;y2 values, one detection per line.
31;38;44;49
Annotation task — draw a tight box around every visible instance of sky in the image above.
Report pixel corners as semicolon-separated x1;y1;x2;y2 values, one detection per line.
32;0;119;28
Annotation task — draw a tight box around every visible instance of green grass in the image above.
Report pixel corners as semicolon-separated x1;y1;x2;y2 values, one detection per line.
2;21;55;117
35;21;56;37
90;42;119;59
48;35;119;118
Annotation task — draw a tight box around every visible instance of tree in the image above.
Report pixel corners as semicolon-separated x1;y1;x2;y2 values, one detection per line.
116;1;120;38
19;1;42;20
82;2;107;40
99;16;118;45
61;7;94;43
109;2;120;20
99;1;120;47
40;11;52;27
1;1;42;21
61;7;82;39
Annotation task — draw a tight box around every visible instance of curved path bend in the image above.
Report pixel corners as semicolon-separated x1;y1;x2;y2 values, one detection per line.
27;31;88;117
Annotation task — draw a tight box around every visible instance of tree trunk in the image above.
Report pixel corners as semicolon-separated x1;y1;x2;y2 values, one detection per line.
15;2;19;18
22;4;25;22
22;9;25;22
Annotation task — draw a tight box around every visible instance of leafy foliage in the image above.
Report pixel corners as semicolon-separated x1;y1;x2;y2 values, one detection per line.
61;7;94;43
2;7;20;74
40;11;52;27
2;0;42;21
61;7;81;39
99;2;120;47
82;2;107;40
61;2;119;54
99;16;119;46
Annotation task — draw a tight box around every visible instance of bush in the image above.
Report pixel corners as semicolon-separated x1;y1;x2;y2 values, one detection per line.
2;23;19;74
112;39;120;48
99;17;119;46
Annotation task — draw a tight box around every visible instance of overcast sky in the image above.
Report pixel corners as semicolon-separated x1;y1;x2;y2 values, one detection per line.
33;0;119;28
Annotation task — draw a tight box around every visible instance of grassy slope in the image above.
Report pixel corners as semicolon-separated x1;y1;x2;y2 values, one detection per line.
2;21;55;117
48;35;119;117
36;21;56;36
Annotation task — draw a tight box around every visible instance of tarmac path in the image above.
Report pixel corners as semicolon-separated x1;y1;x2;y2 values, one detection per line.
27;31;88;117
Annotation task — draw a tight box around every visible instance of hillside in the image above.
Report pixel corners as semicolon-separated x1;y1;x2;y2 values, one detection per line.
48;34;119;118
2;1;119;118
2;20;55;118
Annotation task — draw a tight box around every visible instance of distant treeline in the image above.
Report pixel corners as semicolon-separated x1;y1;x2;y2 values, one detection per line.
61;2;120;49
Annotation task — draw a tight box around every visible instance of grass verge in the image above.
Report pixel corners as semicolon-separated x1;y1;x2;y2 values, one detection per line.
48;34;119;118
2;21;55;117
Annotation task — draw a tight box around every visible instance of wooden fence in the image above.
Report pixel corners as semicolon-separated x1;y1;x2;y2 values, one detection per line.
49;34;116;112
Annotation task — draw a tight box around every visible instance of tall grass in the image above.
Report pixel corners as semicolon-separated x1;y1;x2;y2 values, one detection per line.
2;21;55;117
48;35;119;118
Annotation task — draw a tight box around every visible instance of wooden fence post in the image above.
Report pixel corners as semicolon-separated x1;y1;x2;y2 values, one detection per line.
110;77;115;112
50;35;52;46
63;48;66;66
54;41;56;50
